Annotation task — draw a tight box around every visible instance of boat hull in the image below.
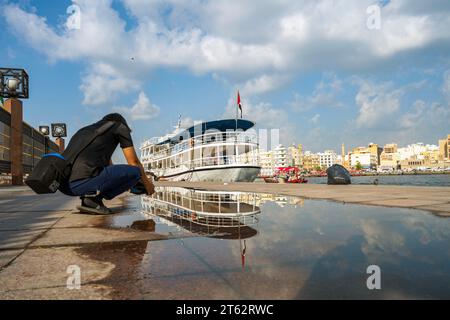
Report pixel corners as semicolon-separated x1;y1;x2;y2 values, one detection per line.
161;166;261;183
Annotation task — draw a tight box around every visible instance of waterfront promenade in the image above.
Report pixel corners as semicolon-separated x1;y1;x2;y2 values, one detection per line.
158;181;450;217
0;187;168;299
0;182;449;299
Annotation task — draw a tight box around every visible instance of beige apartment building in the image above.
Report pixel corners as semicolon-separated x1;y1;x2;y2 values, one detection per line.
349;143;381;169
302;152;320;170
368;143;383;165
399;154;440;169
439;134;450;161
288;144;303;167
259;150;274;177
379;143;399;171
398;135;449;170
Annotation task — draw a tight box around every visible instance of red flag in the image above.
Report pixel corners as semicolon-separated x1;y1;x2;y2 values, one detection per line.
241;240;247;270
237;91;243;118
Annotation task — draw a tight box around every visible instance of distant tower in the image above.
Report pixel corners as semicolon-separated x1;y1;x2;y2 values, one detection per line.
342;143;346;167
176;114;182;129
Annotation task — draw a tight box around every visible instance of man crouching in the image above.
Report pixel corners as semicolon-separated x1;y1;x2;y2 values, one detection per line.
59;113;155;215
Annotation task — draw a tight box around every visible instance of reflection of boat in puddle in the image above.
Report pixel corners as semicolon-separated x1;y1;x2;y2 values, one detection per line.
82;187;450;299
141;187;261;240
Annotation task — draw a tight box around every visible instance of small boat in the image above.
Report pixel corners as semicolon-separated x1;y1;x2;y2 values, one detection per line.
264;167;308;184
286;177;308;184
263;177;279;183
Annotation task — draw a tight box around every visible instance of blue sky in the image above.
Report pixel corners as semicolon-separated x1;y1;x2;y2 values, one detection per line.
1;0;450;159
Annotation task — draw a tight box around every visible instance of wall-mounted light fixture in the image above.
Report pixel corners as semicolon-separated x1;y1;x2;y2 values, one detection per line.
39;126;50;136
0;68;29;99
51;123;67;138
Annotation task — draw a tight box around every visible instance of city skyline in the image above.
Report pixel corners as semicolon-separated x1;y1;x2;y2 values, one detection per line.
259;134;450;174
266;138;444;157
1;0;450;154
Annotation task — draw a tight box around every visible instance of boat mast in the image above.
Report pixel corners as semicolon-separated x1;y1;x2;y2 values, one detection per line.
235;90;238;132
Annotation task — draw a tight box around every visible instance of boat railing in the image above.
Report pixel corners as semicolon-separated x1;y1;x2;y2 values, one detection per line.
142;131;258;159
145;201;260;223
165;210;260;228
193;155;258;168
143;202;260;228
156;155;258;170
143;191;261;216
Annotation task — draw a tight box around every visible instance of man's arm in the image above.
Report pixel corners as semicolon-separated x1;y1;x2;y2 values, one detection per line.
122;147;155;195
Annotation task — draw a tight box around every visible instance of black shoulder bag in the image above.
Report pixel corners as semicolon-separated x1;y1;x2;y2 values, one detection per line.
25;121;115;194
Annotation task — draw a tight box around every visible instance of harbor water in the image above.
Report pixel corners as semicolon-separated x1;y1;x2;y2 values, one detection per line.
307;174;450;187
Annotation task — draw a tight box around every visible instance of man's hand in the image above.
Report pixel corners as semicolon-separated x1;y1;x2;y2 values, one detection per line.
144;180;155;196
122;146;156;196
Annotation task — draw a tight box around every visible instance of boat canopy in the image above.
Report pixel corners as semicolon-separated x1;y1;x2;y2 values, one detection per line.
157;119;255;145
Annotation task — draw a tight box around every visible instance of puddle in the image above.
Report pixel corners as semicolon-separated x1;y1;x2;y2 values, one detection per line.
84;187;450;299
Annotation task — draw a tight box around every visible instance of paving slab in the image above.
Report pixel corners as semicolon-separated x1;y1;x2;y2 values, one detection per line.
31;227;168;248
328;196;400;203
414;203;450;216
0;284;112;300
362;198;449;208
52;214;107;229
0;211;67;231
0;249;24;269
0;246;114;292
0;229;45;250
0;194;78;213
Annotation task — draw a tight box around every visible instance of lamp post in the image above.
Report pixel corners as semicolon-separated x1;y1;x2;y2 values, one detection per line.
0;68;29;186
39;126;50;158
51;123;67;153
39;126;50;136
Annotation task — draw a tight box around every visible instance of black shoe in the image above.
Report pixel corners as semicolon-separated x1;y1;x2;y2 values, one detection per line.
77;196;113;215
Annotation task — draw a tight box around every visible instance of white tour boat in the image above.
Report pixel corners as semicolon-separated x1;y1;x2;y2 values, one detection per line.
140;119;261;182
141;187;260;240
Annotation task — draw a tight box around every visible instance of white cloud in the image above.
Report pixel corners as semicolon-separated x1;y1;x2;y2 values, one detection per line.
291;73;344;112
3;1;128;61
354;80;403;128
224;96;289;129
427;101;450;126
114;91;160;121
80;62;141;106
399;100;426;129
401;99;449;131
223;94;298;148
443;70;450;102
241;74;291;96
348;74;450;148
309;114;320;124
178;117;203;129
4;0;450;106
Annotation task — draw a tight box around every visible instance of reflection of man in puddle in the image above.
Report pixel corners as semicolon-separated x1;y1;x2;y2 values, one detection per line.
60;114;155;215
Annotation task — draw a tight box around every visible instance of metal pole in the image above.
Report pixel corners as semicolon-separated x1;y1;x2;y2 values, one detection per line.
235;90;238;132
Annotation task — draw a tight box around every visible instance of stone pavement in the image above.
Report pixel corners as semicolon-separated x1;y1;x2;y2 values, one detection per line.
0;186;167;299
1;182;449;299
